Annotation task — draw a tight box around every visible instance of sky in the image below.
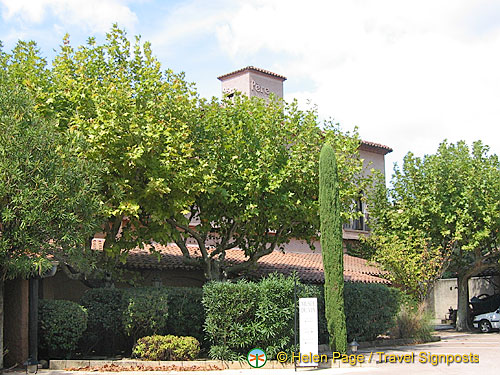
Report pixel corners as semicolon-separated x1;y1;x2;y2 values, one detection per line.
1;0;499;177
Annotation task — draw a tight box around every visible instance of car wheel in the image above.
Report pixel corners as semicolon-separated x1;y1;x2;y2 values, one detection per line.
479;320;492;333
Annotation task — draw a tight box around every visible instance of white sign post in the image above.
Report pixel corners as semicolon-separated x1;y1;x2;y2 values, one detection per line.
298;297;318;367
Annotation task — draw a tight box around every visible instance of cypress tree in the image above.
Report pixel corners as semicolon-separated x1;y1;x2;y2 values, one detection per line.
319;143;347;353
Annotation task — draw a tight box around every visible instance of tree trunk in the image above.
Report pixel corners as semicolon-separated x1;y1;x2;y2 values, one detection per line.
456;274;470;331
0;278;4;372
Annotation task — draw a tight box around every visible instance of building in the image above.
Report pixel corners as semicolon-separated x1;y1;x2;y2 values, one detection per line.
4;67;392;367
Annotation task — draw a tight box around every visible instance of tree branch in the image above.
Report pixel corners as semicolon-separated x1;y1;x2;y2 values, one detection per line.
166;218;208;260
225;226;287;275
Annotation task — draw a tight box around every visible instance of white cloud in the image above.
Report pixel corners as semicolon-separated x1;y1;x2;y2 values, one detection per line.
205;0;500;167
0;0;138;33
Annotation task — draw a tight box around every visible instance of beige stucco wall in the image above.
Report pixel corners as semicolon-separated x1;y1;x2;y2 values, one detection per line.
359;149;386;179
221;72;251;97
426;276;500;322
248;71;284;99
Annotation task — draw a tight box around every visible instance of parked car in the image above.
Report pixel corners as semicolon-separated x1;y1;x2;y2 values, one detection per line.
472;307;500;333
470;293;500;316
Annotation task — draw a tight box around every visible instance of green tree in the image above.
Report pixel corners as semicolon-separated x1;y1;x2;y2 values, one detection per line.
319;144;347;352
45;26;204;262
0;71;101;368
363;233;447;302
42;26;366;281
368;141;500;331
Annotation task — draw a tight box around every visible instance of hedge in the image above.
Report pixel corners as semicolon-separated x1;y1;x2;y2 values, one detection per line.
343;283;401;342
38;299;88;358
203;274;299;360
80;288;125;354
122;288;169;340
203;275;401;359
79;286;205;354
164;287;205;345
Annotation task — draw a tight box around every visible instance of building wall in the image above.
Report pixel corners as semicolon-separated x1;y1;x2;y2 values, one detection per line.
41;271;90;303
359;149;386;179
4;279;29;367
427;276;500;323
247;71;284;99
221;72;251;97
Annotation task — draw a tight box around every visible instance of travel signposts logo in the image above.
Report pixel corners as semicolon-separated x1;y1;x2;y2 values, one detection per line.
247;348;267;368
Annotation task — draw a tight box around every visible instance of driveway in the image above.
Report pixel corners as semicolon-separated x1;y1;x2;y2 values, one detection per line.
352;330;500;375
6;331;500;375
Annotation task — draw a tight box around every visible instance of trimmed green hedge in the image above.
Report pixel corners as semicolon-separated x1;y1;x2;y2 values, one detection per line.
132;335;200;361
343;283;401;342
165;287;205;344
203;274;298;360
122;288;169;340
38;299;87;358
80;288;125;354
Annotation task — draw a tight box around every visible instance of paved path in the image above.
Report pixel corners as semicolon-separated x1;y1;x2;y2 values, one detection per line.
6;330;500;375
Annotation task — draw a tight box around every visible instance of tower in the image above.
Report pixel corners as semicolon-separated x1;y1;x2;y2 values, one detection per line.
217;66;287;99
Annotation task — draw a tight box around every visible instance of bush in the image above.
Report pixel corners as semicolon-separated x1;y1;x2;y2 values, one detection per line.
203;275;401;359
392;301;433;342
165;287;205;344
132;335;200;361
38;299;87;358
203;274;299;360
343;283;401;342
80;288;126;354
122;287;169;339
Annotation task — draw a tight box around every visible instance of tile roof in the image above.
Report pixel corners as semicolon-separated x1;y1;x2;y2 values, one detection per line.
217;66;287;81
124;243;389;285
360;140;393;155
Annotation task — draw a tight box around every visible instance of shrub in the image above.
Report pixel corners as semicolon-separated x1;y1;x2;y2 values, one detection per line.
165;287;205;345
203;275;401;360
203;274;299;360
132;335;200;361
79;288;126;354
343;283;401;342
38;299;87;358
122;287;169;340
392;301;433;342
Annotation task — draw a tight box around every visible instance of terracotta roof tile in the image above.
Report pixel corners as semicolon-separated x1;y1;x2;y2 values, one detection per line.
124;243;389;285
217;66;287;81
360;140;393;155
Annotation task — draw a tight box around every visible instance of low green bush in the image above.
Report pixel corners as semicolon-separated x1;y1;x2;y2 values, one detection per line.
122;288;169;340
38;299;87;358
132;335;200;361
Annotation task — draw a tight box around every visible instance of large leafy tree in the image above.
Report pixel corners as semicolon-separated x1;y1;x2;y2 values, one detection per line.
0;62;101;368
368;141;500;330
166;95;363;280
40;26;365;281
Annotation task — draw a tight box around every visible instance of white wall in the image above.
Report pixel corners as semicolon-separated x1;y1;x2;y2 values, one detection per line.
427;276;500;323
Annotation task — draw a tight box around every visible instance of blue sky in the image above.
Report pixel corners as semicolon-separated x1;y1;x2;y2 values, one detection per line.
1;0;500;176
